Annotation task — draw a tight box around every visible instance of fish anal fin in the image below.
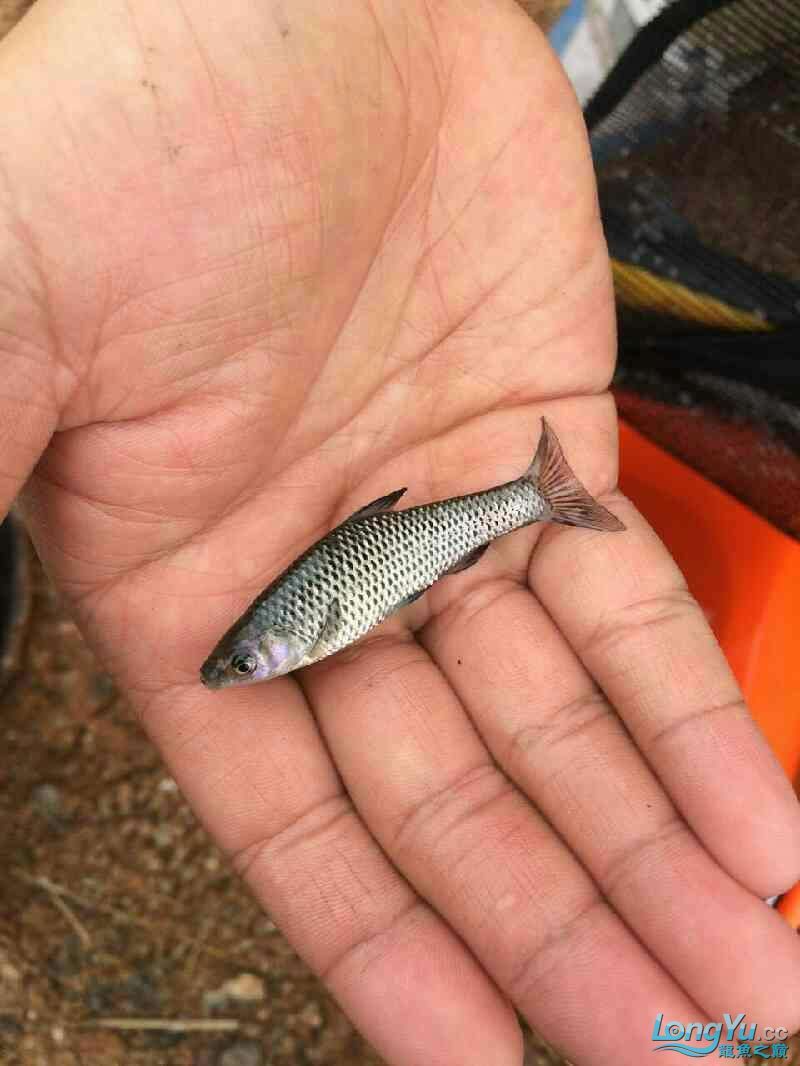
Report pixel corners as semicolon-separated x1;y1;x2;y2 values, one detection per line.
442;543;489;577
346;488;407;523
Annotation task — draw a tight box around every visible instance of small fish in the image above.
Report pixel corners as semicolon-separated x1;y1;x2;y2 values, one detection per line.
200;419;624;689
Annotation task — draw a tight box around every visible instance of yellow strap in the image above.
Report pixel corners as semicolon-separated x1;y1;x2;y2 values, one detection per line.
612;259;774;331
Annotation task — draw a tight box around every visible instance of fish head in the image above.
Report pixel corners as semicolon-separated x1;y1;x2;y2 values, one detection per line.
200;627;308;689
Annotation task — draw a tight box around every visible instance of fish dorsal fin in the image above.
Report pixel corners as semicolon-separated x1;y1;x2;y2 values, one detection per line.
346;488;407;523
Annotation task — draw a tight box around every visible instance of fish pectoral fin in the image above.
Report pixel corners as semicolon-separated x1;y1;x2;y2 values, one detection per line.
308;598;342;659
346;488;407;523
442;543;489;576
395;588;425;610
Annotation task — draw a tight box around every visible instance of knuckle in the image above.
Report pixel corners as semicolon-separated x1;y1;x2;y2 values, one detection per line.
502;690;614;775
230;792;353;878
505;895;607;1002
596;815;689;899
645;696;749;753
586;585;701;660
388;762;515;857
318;898;424;983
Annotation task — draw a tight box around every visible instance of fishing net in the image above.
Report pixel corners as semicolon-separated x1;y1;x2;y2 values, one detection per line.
585;0;800;538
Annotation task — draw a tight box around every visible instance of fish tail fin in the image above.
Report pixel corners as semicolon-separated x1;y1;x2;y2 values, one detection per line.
525;418;626;532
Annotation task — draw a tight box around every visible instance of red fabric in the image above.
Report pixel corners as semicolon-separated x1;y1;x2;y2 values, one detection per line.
614;388;800;540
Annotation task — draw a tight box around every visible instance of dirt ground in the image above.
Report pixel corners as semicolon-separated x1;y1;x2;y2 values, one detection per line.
6;559;798;1066
5;568;798;1066
0;542;532;1066
1;550;386;1066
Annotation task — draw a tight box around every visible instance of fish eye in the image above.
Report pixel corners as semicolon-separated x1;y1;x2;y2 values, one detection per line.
230;653;257;676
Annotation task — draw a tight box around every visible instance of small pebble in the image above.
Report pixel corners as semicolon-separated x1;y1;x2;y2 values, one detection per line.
0;958;21;986
205;973;265;1013
203;989;228;1014
153;824;173;848
216;1039;265;1066
300;1001;322;1028
220;974;265;1003
91;671;117;699
31;783;62;820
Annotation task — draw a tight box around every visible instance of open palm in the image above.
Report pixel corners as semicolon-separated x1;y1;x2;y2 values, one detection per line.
2;1;799;1063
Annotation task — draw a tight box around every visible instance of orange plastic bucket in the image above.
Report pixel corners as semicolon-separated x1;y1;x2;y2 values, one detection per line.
618;420;800;926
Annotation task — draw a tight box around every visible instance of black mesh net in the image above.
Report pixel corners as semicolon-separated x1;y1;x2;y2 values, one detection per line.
585;0;800;537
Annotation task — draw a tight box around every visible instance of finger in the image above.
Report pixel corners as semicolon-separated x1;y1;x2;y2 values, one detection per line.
303;632;714;1066
0;349;59;522
135;678;522;1066
529;490;800;899
423;577;800;1030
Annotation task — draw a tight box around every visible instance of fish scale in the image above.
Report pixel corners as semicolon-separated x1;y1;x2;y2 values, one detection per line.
200;419;625;689
240;480;544;663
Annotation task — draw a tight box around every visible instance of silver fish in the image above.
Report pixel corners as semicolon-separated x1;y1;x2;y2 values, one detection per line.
200;419;624;689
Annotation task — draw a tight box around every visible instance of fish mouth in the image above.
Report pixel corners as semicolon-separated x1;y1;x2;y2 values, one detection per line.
200;658;226;689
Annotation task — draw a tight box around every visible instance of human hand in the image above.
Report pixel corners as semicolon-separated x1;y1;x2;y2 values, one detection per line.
2;1;799;1063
